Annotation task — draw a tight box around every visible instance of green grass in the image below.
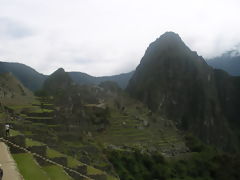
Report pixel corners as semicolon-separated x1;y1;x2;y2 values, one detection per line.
43;103;54;106
22;131;33;136
30;109;53;113
107;175;118;180
26;116;53;120
87;166;118;180
12;153;49;180
20;114;28;118
67;155;81;168
11;129;22;136
87;166;103;175
43;165;73;180
8;105;34;110
0;112;6;119
47;148;65;158
26;138;45;147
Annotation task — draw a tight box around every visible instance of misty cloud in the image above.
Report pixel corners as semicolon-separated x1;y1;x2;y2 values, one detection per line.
0;0;240;75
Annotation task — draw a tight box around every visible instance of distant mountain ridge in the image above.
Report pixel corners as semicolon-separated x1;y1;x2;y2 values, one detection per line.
207;50;240;76
0;61;46;91
0;61;133;91
69;71;134;89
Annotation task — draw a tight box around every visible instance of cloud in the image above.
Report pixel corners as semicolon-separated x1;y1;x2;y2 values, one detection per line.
0;18;33;39
0;0;240;75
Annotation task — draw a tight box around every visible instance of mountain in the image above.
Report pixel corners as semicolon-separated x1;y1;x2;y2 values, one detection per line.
0;72;35;106
2;33;240;180
69;71;134;89
0;61;46;91
0;61;133;91
42;68;73;94
127;32;239;151
207;50;240;76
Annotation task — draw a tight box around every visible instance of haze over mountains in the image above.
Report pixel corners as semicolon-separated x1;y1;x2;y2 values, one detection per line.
207;50;240;76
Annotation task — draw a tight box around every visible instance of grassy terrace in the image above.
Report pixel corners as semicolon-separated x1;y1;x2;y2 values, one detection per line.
13;153;73;180
29;108;54;113
43;165;73;180
67;155;81;168
8;105;35;110
10;127;118;180
47;148;118;179
26;138;45;147
26;116;53;120
96;109;183;149
0;112;7;119
13;153;49;180
11;129;22;136
7;104;53;113
47;148;64;158
87;166;103;175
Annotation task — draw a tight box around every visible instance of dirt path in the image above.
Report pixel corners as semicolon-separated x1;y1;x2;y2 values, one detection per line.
0;142;23;180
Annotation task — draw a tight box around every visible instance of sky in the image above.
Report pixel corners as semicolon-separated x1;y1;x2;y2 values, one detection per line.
0;0;240;76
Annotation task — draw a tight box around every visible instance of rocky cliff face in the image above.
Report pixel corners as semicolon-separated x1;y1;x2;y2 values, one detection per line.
127;32;238;151
214;69;240;141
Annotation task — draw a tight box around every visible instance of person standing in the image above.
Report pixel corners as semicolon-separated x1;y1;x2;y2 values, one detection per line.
0;164;3;180
5;124;10;137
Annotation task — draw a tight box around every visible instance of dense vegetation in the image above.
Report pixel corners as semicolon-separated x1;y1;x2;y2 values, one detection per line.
106;135;240;180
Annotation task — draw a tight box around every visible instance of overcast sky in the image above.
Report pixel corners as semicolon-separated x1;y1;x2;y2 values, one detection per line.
0;0;240;76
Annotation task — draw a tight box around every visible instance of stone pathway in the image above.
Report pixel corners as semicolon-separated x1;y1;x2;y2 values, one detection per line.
0;142;23;180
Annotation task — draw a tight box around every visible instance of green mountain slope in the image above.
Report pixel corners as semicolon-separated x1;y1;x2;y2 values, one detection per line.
0;61;46;91
0;72;36;106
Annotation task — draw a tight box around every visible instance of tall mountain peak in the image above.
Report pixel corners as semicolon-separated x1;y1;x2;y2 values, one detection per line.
156;31;182;43
52;68;65;75
146;31;189;55
127;32;237;151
